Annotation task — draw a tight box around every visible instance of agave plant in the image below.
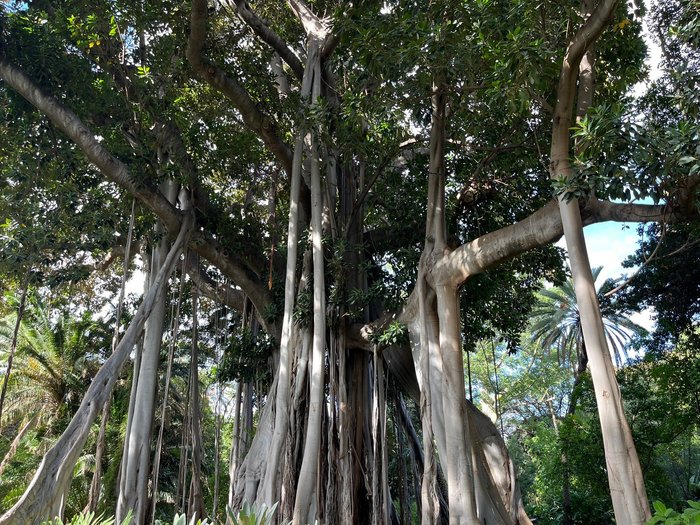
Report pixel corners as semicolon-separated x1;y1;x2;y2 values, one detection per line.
155;513;210;525
41;511;132;525
226;502;278;525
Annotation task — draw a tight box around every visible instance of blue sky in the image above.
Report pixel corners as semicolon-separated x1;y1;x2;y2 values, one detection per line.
558;223;656;331
582;222;641;283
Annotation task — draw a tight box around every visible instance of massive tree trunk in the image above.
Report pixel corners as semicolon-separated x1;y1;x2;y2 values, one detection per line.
549;0;650;522
262;34;316;509
0;213;193;525
401;76;522;525
189;3;535;524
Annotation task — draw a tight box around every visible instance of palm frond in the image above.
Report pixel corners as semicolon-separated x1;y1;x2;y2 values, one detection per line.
529;267;643;371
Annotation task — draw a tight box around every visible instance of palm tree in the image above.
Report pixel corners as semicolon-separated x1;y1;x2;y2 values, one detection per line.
0;298;111;513
1;304;108;427
530;267;647;379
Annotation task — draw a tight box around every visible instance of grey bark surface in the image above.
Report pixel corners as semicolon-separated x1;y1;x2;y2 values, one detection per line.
292;51;327;524
549;0;651;522
187;288;206;520
117;181;178;524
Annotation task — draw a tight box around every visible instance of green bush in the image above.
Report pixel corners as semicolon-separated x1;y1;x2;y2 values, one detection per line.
646;500;700;525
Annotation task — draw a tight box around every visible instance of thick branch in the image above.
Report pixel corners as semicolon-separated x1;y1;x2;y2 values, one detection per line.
0;56;276;336
437;198;694;286
231;0;304;80
287;0;327;38
96;56;269;278
0;58;180;232
187;0;293;175
565;0;618;75
583;198;686;224
185;252;246;314
286;0;336;57
551;0;619;170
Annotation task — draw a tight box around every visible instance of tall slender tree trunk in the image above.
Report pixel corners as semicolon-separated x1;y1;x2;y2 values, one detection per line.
550;1;650;522
415;79;482;525
188;287;206;520
262;36;316;510
151;255;186;523
293;47;327;524
212;370;223;518
228;379;243;510
0;415;36;478
117;181;179;524
405;73;527;524
87;199;136;514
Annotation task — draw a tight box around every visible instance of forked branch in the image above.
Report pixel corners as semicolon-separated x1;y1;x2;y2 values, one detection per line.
187;0;294;175
439;197;695;286
230;0;304;80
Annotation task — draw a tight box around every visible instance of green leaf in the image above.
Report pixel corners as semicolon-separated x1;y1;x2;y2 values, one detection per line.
653;501;668;514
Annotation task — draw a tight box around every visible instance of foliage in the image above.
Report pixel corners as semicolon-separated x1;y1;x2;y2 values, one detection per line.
618;223;700;354
646;500;700;525
478;324;700;524
530;267;646;371
0;0;697;521
40;510;132;525
218;327;273;384
225;502;277;525
373;320;408;347
0;295;111;429
154;513;209;525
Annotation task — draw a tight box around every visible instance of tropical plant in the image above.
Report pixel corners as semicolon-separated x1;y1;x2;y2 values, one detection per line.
528;268;649;524
0;297;109;430
40;510;132;525
530;267;647;375
154;513;209;525
0;298;112;513
646;501;700;525
225;502;277;525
